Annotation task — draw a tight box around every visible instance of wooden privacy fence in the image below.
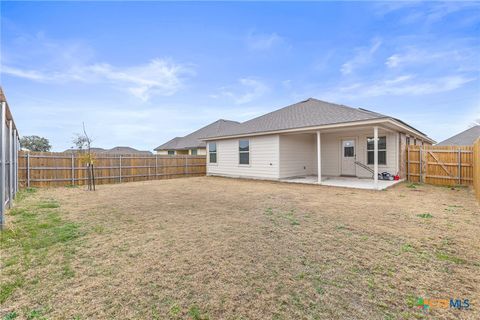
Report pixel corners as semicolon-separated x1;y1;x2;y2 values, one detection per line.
406;145;474;186
19;152;206;188
474;138;480;202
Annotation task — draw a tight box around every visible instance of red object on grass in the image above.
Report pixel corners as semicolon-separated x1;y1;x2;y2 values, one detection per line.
394;175;400;180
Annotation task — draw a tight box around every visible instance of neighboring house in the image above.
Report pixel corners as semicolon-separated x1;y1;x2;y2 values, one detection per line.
436;125;480;146
105;146;152;155
155;119;241;155
203;98;435;183
64;146;152;155
64;147;107;153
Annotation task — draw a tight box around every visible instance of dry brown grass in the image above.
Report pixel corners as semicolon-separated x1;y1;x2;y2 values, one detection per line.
1;177;479;319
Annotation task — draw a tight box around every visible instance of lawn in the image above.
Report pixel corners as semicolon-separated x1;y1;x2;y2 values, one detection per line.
1;177;479;319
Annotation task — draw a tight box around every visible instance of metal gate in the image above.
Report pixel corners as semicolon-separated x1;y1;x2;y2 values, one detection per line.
1;89;20;229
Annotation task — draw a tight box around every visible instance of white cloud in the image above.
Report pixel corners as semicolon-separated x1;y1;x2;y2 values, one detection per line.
2;59;193;101
341;38;382;75
339;75;475;98
385;47;467;69
211;78;269;104
374;2;480;26
1;65;46;81
246;32;284;51
2;32;193;101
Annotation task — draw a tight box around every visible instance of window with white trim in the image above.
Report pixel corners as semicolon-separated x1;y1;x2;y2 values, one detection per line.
168;150;175;155
239;140;249;165
209;143;217;163
367;136;386;165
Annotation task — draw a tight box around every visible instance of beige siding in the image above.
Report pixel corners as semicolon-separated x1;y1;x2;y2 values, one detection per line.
207;135;279;179
156;150;168;155
195;148;207;156
321;129;399;178
279;133;317;178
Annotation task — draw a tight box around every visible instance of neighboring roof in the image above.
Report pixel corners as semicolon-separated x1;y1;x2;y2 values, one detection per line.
155;137;182;150
155;119;241;151
203;98;433;141
436;125;480;146
64;146;152;155
64;147;107;153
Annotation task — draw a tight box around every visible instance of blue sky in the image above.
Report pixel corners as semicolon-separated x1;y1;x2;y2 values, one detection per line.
1;1;479;151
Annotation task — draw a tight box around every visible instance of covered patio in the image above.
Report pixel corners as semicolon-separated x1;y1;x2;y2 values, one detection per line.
278;124;401;190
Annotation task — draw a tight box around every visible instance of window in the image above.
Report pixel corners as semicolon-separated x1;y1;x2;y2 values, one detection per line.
406;136;410;145
343;140;354;157
191;149;197;156
367;136;386;165
239;140;249;165
168;150;175;155
209;143;217;163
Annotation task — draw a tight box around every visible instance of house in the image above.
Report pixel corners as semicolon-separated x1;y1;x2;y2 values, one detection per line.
436;125;480;146
202;98;435;188
155;119;240;155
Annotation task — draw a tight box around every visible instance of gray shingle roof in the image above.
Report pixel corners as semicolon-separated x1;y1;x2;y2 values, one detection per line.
207;98;390;138
155;119;241;151
437;125;480;146
64;147;152;155
106;146;153;155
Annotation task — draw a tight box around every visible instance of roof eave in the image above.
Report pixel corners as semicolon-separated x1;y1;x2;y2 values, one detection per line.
202;117;436;144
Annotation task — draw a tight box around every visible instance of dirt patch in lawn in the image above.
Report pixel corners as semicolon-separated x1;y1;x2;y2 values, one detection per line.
1;177;479;319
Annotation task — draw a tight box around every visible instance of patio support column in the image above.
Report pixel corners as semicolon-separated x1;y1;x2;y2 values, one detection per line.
317;131;321;184
374;126;378;188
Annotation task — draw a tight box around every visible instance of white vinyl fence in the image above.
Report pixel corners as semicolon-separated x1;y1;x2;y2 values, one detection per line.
1;98;20;229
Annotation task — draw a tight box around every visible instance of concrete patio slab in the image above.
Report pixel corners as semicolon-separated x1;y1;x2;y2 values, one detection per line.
280;175;402;190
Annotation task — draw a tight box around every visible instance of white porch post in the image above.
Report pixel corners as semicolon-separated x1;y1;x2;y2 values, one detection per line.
374;126;378;188
317;131;321;183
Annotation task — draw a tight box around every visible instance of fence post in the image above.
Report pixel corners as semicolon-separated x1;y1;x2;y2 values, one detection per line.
119;155;122;183
26;153;30;187
419;148;423;183
12;129;17;198
147;157;151;180
155;155;158;179
8;120;13;208
406;146;410;181
0;101;6;229
185;155;188;176
71;153;75;185
458;149;461;185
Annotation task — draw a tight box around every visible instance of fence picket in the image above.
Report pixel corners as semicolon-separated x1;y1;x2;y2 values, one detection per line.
407;145;474;186
18;152;206;187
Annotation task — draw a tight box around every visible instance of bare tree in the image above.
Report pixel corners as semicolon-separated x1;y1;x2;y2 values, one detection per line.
72;123;96;191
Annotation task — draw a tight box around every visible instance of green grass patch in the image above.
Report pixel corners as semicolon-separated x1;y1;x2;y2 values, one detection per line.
0;189;83;305
0;277;24;304
401;244;414;252
406;183;420;189
436;252;466;264
169;303;181;317
188;305;209;320
37;200;60;209
15;188;37;202
2;312;18;320
416;213;432;219
264;207;273;216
